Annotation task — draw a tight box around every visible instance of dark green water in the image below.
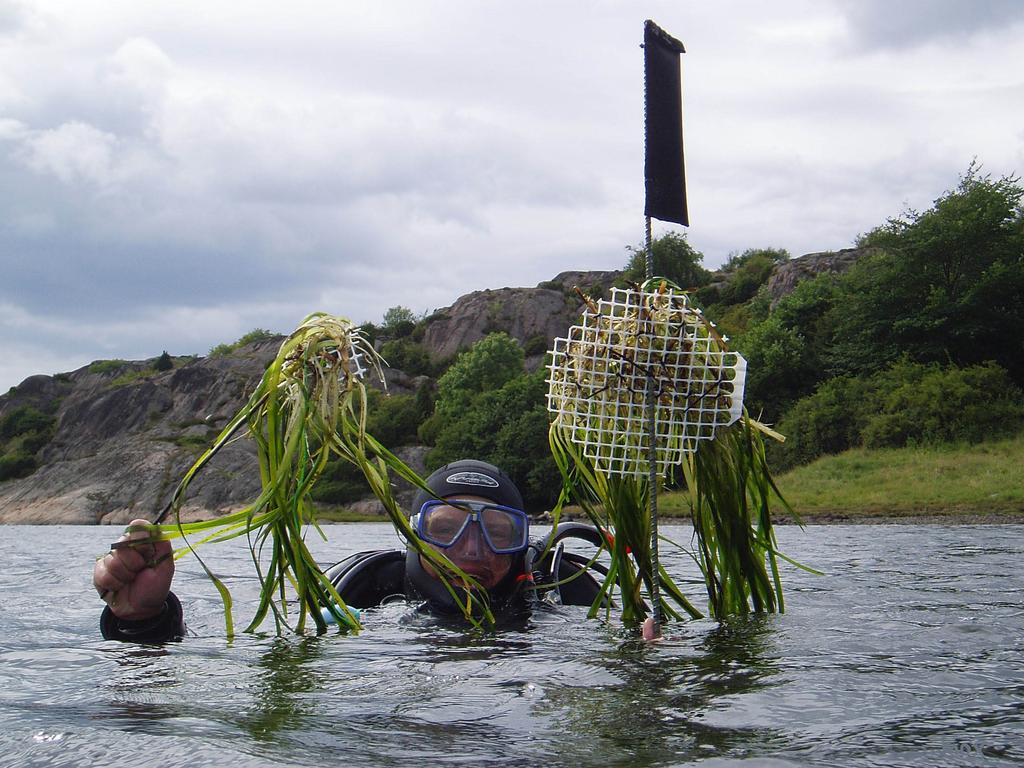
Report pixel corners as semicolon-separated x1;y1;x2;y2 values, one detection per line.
1;523;1022;767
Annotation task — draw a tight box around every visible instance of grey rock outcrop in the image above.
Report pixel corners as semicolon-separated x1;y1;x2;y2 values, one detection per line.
0;269;621;524
0;342;281;525
421;270;621;362
765;247;876;306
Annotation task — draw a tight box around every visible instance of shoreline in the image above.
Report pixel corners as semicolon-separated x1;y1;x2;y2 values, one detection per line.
772;511;1024;526
534;505;1024;527
5;505;1022;527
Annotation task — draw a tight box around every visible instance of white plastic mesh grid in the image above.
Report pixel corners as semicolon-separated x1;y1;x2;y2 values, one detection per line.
347;340;367;380
282;324;370;389
547;286;746;476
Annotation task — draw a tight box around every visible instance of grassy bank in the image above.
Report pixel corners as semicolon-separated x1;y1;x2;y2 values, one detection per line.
657;433;1024;524
310;435;1024;526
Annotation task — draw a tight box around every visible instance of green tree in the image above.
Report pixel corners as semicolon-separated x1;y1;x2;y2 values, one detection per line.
365;390;423;448
381;306;417;338
432;333;524;417
0;405;56;483
831;164;1024;381
379;338;433;376
237;329;275;346
735;316;810;420
768;374;880;469
733;272;841;419
700;244;786;309
357;322;380;347
417;333;558;511
0;406;53;439
0;452;37;481
209;328;276;357
428;368;559;512
309;460;370;505
623;232;711;290
309;386;433;505
861;361;1024;448
717;247;788;306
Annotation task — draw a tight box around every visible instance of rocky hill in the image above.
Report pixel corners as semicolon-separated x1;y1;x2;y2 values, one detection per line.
0;256;859;525
421;270;621;366
0;344;278;525
0;271;621;525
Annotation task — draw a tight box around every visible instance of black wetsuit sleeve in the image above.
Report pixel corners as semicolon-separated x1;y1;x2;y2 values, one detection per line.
100;592;186;643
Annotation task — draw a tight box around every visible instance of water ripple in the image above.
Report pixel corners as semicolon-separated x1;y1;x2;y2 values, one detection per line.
1;523;1022;767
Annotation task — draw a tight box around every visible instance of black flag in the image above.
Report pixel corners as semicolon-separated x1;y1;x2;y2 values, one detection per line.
643;20;688;226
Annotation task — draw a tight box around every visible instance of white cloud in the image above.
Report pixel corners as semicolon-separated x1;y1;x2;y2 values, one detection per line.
18;120;118;185
0;1;1021;392
832;0;1024;50
0;117;27;139
102;36;173;97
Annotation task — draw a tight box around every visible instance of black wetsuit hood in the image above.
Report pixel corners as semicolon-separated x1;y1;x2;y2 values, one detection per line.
325;460;608;617
404;459;530;615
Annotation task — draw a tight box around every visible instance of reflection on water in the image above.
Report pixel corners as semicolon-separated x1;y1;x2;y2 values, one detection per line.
529;613;786;765
237;636;327;740
0;523;1022;767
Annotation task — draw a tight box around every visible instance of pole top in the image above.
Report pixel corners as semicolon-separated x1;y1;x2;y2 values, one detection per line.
644;20;685;54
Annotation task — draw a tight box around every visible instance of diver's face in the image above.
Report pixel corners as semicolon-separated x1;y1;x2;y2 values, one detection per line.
419;494;514;589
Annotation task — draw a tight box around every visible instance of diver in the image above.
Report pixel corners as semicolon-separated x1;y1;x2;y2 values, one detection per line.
93;459;608;642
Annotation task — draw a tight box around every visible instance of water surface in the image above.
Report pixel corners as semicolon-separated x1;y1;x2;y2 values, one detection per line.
1;523;1022;767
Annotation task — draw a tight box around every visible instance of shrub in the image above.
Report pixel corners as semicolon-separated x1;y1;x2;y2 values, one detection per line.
153;351;174;371
379;339;433;376
381;306;417;338
358;322;380;346
0;406;53;439
0;407;57;482
0;451;36;481
427;368;559;512
309;462;371;505
703;301;755;340
862;361;1024;448
433;333;524;417
208;343;233;358
622;232;711;290
833;165;1024;384
716;248;788;306
309;385;433;504
236;329;275;346
88;359;129;375
771;361;1024;470
522;333;549;358
210;329;277;357
733;271;842;419
768;375;877;470
417;411;443;446
734;315;810;420
365;390;424;448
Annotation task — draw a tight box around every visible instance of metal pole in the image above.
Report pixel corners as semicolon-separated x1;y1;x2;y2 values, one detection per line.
644;216;663;637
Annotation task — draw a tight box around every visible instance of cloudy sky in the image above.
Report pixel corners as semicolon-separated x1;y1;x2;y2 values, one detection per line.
2;0;1022;391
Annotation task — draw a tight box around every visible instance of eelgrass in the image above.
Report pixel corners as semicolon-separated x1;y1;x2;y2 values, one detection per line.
546;279;805;624
549;422;703;624
550;412;802;623
146;313;496;636
677;416;804;618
